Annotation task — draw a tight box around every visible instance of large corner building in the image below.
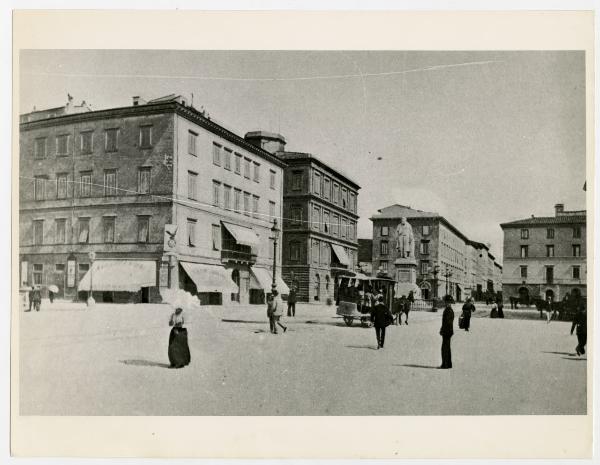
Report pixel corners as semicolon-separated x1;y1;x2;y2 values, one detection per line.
19;94;289;304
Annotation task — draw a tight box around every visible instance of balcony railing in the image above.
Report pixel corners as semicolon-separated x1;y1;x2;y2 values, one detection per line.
221;248;257;264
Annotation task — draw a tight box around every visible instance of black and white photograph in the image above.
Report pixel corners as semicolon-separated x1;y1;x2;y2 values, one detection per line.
9;9;595;460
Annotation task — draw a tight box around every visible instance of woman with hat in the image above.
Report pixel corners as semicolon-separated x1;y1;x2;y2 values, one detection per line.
168;307;191;368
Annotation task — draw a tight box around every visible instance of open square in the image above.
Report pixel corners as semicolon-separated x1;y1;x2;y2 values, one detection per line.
19;303;586;416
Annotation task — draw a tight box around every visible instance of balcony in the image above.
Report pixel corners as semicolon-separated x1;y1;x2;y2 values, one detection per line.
221;240;256;264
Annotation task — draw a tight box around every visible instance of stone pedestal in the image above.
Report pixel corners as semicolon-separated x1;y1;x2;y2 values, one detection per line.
394;257;421;299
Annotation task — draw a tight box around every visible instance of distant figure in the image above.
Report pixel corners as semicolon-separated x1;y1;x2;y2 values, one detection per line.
287;285;297;317
461;297;475;331
31;286;42;312
370;295;393;349
27;287;34;312
571;306;587;356
439;295;455;369
363;289;373;314
168;307;190;369
401;295;411;325
407;290;415;308
397;295;408;325
270;289;287;335
497;298;504;319
49;290;55;304
545;297;553;324
490;302;498;318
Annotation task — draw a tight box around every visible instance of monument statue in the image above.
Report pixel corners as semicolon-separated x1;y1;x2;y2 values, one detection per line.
395;217;415;259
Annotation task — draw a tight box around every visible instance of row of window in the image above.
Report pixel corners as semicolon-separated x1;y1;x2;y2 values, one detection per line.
201;138;276;189
292;170;356;213
520;227;582;240
31;216;151;246
33;168;151;201
33;126;153;159
29;262;90;286
519;265;581;280
191;174;278;221
520;244;582;258
304;205;356;240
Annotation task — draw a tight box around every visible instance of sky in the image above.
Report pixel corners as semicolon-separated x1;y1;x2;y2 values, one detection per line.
20;50;587;261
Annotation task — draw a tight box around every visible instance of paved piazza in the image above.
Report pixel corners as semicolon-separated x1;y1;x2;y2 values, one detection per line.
18;301;587;416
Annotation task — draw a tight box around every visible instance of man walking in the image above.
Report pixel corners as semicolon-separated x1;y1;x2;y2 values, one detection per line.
571;305;587;356
270;288;287;335
287;285;297;317
31;286;42;312
370;295;392;349
461;297;475;331
439;295;455;369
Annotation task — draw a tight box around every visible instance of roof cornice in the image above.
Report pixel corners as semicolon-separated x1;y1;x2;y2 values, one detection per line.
20;101;288;169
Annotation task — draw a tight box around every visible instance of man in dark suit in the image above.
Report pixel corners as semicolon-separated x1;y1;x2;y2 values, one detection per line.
461;297;475;331
439;295;455;368
571;305;587;356
371;295;392;349
287;285;297;317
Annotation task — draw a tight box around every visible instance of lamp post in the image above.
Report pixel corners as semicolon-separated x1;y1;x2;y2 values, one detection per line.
442;265;453;300
87;251;96;306
271;219;280;292
432;265;440;311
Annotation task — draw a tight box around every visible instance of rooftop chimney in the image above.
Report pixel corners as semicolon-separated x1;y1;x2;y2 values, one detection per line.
132;96;146;106
244;131;286;154
555;203;565;216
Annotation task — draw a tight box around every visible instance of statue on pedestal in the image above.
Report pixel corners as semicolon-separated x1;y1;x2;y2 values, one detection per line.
395;217;415;259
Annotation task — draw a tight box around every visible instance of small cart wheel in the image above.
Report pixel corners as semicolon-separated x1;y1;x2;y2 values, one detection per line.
343;316;354;326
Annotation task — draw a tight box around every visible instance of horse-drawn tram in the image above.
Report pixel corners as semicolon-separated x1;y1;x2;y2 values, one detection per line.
335;274;396;327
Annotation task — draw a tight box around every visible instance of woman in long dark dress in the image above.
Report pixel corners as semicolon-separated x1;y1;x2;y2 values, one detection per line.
168;307;190;368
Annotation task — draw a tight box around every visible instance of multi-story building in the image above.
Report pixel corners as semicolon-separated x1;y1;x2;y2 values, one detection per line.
19;94;288;305
278;152;360;302
370;204;502;302
500;203;586;303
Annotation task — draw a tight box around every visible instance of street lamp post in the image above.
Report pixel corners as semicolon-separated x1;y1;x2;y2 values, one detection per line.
442;265;453;300
87;251;96;307
271;219;280;292
432;265;440;311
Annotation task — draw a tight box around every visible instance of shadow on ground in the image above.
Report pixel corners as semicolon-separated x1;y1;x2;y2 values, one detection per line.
542;351;577;356
346;345;378;350
396;364;439;369
120;359;171;368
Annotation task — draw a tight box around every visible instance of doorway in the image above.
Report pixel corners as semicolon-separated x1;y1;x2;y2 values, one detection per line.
314;274;321;301
518;286;530;306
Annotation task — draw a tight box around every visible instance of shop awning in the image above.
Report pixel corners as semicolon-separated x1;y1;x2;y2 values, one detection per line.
78;260;156;292
249;267;289;294
181;262;239;294
221;222;260;247
331;244;350;266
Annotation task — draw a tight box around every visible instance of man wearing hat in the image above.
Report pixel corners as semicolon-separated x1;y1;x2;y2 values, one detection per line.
439;294;455;369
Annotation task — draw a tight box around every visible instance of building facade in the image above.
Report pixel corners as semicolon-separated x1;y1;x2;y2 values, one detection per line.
500;204;586;303
370;205;502;302
279;152;360;303
19;94;287;305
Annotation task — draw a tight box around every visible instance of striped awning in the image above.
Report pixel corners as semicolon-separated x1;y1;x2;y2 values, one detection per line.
331;244;350;266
